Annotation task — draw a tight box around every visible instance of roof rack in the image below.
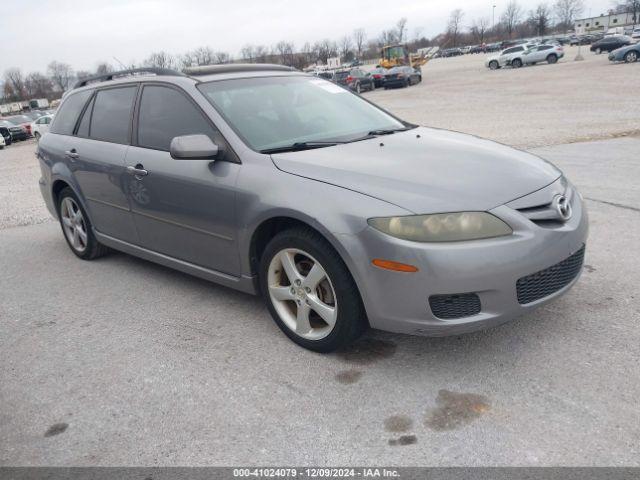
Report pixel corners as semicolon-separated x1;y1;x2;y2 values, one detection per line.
73;67;185;89
183;63;296;76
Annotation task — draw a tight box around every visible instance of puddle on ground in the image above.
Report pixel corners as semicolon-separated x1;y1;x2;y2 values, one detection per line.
425;389;490;431
388;435;417;446
336;337;397;365
44;422;68;437
384;415;413;433
335;369;363;385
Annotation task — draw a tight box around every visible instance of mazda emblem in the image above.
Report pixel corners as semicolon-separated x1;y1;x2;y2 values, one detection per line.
553;194;572;221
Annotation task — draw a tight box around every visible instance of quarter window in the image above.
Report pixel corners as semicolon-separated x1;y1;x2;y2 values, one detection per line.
90;86;137;144
137;85;217;151
50;90;92;136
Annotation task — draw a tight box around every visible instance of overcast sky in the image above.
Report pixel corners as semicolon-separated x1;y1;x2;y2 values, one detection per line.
2;0;611;73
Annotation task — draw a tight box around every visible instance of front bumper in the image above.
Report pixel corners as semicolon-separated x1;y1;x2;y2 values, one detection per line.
341;181;589;336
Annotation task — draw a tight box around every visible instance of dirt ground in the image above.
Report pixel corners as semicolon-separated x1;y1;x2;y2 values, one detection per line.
368;45;640;149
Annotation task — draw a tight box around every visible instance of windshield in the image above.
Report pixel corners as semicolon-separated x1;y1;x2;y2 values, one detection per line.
198;76;406;152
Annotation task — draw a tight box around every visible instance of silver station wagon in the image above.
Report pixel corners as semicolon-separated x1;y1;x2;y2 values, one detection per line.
37;65;588;352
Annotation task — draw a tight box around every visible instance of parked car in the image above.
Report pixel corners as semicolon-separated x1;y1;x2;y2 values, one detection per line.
333;70;350;87
369;67;387;88
383;66;421;88
0;126;13;146
37;65;587;352
590;35;632;54
608;43;640;63
31;114;54;140
0;120;28;141
314;71;334;81
344;68;375;93
485;44;533;69
521;44;564;65
440;48;464;57
4;114;34;136
469;45;486;54
632;28;640;40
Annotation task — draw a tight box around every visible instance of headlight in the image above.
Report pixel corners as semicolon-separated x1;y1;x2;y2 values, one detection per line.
368;212;512;242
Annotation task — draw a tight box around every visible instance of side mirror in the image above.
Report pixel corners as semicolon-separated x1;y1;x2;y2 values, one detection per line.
170;134;219;160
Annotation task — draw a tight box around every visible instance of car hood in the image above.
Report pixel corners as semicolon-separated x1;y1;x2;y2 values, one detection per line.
271;127;561;214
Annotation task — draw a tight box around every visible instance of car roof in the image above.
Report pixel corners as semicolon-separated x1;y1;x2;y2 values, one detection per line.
67;64;305;95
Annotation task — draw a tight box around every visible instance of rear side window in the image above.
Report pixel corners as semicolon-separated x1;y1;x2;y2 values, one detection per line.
90;86;137;144
50;90;92;135
137;85;217;151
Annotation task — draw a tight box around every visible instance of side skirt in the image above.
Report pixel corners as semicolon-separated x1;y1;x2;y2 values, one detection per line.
94;230;257;295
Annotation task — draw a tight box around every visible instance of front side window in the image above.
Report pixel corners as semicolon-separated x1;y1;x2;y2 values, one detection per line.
137;85;217;151
89;86;137;144
199;76;406;152
50;90;92;135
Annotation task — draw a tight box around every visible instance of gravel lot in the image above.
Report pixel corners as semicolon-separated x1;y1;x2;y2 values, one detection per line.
370;45;640;148
1;55;639;466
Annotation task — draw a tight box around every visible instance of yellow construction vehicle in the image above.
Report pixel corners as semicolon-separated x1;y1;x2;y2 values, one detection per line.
379;44;428;70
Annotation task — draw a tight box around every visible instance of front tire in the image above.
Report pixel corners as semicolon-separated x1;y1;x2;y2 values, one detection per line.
511;58;522;68
57;187;109;260
489;60;499;70
259;227;367;352
625;50;638;63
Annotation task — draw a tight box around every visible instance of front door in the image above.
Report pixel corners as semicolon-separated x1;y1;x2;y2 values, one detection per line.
125;83;241;276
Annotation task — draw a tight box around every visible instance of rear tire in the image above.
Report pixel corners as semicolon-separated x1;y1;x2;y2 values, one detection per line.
511;58;522;68
56;187;109;260
596;48;602;54
355;82;361;94
34;132;41;141
547;54;558;64
259;227;368;353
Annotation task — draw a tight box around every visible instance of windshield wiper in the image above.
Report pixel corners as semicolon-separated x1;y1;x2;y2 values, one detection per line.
260;141;343;154
367;127;413;136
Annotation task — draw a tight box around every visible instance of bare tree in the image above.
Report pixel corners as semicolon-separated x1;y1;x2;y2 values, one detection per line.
213;51;232;64
47;61;74;91
25;72;53;98
554;0;584;30
471;17;490;43
144;51;176;69
191;47;214;66
339;36;352;61
240;44;256;62
254;45;269;63
501;1;523;39
353;28;367;58
396;17;408;43
314;39;337;64
379;29;398;46
4;68;25;99
274;41;295;65
447;9;465;47
529;3;552;36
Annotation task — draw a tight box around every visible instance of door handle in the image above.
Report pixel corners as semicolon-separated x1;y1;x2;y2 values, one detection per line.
64;149;79;160
126;165;148;178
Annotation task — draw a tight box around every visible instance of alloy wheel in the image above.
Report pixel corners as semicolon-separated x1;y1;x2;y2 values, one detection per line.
267;248;337;340
60;197;88;253
626;51;638;63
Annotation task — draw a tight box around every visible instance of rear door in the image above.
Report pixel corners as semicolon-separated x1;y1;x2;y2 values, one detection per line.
125;83;241;275
70;85;139;243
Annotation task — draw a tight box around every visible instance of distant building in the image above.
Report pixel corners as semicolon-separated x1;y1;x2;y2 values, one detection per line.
574;11;638;35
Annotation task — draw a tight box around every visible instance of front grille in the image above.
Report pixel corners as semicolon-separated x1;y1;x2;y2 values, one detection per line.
516;245;585;304
429;293;481;319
